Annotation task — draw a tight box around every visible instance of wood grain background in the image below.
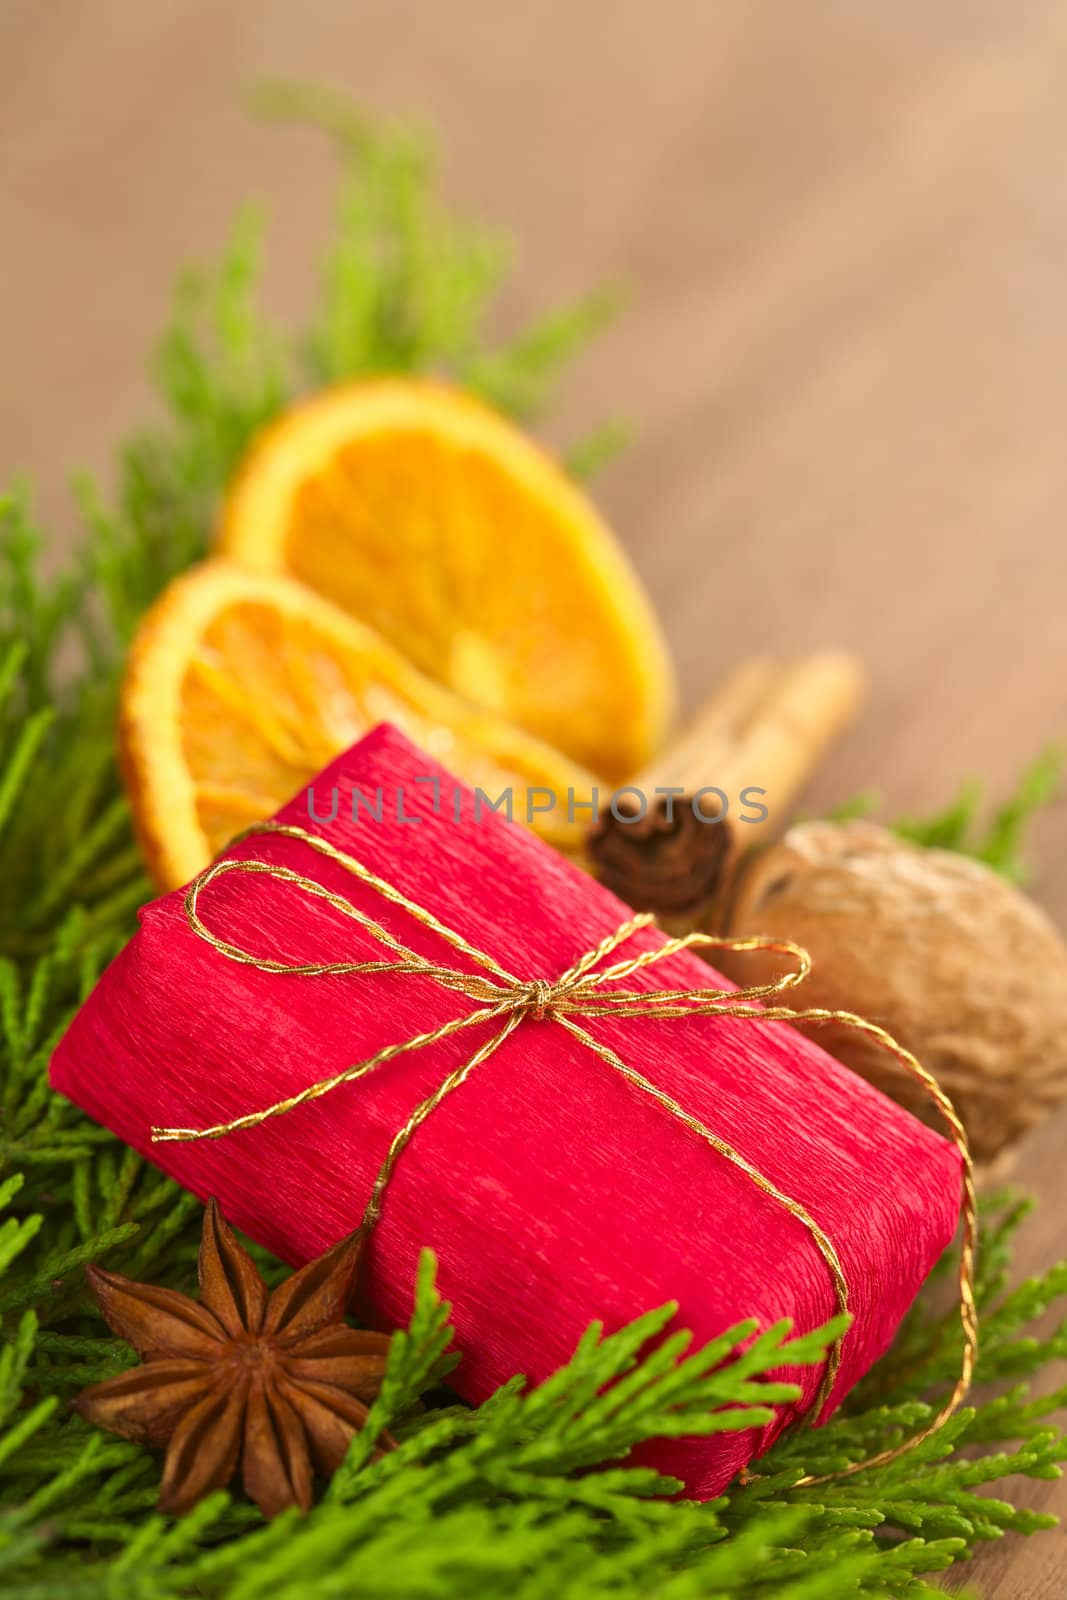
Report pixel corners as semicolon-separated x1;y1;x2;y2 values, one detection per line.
3;3;1067;1590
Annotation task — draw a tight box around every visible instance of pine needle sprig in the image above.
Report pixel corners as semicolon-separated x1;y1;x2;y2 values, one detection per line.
0;88;1065;1598
831;747;1065;882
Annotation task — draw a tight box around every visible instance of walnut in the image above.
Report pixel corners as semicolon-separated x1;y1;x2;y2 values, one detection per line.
719;821;1067;1163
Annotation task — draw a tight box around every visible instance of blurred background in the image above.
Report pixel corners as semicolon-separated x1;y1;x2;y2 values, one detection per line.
3;37;1067;861
5;6;1067;1586
5;1;1067;885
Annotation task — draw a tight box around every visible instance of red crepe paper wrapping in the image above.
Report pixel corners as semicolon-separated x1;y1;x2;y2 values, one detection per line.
51;724;960;1494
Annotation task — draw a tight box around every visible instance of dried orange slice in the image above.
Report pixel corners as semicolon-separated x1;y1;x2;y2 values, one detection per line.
217;379;674;778
120;562;599;890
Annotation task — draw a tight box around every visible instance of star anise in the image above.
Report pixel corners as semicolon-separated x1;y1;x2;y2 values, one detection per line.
73;1200;394;1518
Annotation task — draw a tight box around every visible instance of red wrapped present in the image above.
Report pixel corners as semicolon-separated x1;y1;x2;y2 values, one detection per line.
51;723;965;1493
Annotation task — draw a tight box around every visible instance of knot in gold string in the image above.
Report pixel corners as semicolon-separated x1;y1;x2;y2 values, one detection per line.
152;820;977;1488
522;979;555;1021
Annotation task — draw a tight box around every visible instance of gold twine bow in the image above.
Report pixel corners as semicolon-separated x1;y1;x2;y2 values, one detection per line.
153;820;977;1485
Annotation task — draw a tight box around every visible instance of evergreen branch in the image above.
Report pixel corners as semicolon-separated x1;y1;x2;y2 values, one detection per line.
830;747;1064;881
0;87;1063;1599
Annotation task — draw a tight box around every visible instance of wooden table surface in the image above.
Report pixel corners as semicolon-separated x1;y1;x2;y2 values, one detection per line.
3;2;1067;1592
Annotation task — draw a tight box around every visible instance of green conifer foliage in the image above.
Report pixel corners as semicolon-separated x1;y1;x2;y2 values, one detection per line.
1;87;1064;1597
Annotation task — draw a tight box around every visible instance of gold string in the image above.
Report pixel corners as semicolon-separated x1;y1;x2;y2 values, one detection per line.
153;820;977;1483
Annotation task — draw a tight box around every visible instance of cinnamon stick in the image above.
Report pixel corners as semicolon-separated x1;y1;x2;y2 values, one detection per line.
587;651;865;916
